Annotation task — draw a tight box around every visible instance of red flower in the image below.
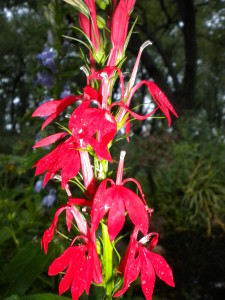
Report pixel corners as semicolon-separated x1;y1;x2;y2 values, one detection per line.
114;230;175;300
33;136;81;189
48;236;102;300
69;100;117;162
111;79;178;127
79;0;100;51
32;95;81;130
107;0;136;66
41;203;88;254
91;151;149;241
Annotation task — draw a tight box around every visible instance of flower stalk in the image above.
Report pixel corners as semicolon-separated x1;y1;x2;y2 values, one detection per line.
102;222;114;299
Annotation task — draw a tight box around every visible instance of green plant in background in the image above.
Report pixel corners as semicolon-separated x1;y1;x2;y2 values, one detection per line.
153;114;225;235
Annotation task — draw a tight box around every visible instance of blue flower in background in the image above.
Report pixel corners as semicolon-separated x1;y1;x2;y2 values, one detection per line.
42;189;57;207
36;72;55;88
60;85;71;98
34;178;44;193
37;47;56;71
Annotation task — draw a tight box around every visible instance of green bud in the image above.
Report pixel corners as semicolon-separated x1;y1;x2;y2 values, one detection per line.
95;0;109;10
93;48;105;65
97;15;106;29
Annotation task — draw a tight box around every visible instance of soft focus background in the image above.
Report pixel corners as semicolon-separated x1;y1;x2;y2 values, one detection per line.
0;0;224;299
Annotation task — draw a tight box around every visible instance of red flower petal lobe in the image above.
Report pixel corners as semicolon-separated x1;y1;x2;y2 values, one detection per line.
123;187;149;236
33;132;68;148
140;247;156;300
148;251;175;287
107;186;126;241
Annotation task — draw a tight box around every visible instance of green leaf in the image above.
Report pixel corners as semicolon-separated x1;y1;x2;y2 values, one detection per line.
4;294;71;300
0;227;11;246
0;241;54;297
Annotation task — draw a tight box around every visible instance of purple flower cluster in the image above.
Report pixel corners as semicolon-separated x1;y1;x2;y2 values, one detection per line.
34;178;56;207
37;47;56;71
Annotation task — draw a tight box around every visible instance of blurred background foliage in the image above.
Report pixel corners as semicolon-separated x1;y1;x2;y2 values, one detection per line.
0;0;224;299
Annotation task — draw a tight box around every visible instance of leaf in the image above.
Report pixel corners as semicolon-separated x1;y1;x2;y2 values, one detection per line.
4;293;71;300
0;241;54;298
0;227;11;246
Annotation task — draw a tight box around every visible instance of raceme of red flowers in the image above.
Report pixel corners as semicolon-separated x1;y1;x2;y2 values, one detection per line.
32;1;178;299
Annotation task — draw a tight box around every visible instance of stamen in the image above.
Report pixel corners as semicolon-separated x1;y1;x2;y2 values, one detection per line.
100;72;109;83
140;40;152;52
116;150;126;185
80;66;89;77
53;175;62;181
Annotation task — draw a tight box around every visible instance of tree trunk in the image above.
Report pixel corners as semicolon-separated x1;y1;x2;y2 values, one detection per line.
176;0;197;111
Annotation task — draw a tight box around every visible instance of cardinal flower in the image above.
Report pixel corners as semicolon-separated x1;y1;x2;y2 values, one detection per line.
41;202;88;254
33;136;81;189
79;0;100;51
79;0;104;64
114;229;175;300
69;100;117;162
107;0;136;66
48;235;102;300
91;151;149;241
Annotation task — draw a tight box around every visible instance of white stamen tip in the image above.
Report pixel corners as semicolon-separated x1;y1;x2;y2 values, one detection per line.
100;72;109;83
140;40;153;52
53;175;62;181
139;235;149;245
65;113;71;118
120;150;126;160
80;66;89;77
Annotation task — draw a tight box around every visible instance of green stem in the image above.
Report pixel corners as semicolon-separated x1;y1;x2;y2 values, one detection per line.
102;222;114;299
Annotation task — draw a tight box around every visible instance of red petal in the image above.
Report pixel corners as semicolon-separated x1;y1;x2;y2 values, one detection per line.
91;180;112;230
92;244;103;284
68;197;93;207
107;186;125;241
33;132;68;148
58;259;77;296
125;116;130;142
148;251;175;287
41;224;54;254
111;1;129;50
83;86;100;102
123;187;149;236
130;80;178;126
32;101;58;117
85;241;102;294
79;14;90;40
122;177;146;204
66;209;73;232
61;151;80;189
33;95;81;129
90;138;113;162
70;247;88;300
34;143;62;176
140;247;156;300
118;235;138;274
115;237;140;297
70;206;88;236
41;206;67;253
48;246;76;276
115;256;140;297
